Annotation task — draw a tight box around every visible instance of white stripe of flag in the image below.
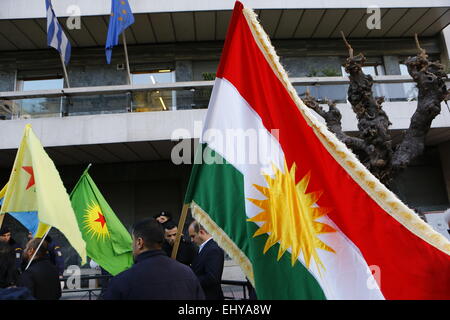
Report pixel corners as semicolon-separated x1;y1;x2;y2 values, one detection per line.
46;0;71;65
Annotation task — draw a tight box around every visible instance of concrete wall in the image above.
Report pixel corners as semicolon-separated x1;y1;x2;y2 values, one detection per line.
390;146;449;211
0;71;15;91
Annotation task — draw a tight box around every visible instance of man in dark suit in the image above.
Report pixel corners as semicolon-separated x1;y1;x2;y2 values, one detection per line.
188;221;224;300
18;238;61;300
102;218;204;300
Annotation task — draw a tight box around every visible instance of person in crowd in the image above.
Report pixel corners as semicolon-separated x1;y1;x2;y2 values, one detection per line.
89;259;111;298
18;238;61;300
153;211;172;227
102;218;204;300
188;220;224;300
0;226;23;272
43;235;64;278
0;241;18;288
162;221;198;266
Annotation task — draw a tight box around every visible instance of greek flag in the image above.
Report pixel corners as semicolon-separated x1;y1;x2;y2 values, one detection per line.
46;0;71;65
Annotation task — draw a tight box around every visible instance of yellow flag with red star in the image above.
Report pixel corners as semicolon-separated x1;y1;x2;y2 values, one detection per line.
0;124;86;264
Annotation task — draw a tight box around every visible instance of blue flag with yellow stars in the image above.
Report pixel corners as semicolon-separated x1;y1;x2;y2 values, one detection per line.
105;0;135;64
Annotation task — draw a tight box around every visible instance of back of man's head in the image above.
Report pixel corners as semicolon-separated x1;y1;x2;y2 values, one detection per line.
132;218;164;251
191;221;208;234
25;238;48;259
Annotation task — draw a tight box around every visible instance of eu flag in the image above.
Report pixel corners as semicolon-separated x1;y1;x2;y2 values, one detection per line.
105;0;135;64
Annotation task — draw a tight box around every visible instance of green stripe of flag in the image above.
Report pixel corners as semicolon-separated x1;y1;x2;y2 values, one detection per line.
185;144;326;299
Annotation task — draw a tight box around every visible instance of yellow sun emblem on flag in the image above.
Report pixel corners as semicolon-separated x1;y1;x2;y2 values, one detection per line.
247;162;336;271
83;201;110;241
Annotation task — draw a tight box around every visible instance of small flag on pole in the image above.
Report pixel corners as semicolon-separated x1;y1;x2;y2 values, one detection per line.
0;124;86;264
0;184;39;236
105;0;135;64
45;0;71;65
70;167;133;276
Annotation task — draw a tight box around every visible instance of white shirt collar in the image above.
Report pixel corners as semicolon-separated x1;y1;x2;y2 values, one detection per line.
199;237;213;253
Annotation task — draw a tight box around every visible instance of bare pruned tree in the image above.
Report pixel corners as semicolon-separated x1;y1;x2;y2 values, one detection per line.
303;32;449;186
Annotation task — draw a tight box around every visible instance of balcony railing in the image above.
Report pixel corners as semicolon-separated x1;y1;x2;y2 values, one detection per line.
1;75;449;120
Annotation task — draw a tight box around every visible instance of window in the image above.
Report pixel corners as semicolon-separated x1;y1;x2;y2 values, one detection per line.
15;77;64;118
131;70;175;85
131;70;176;112
400;64;418;101
18;78;64;91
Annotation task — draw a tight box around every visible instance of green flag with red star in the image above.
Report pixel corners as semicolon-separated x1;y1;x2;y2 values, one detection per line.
70;167;133;275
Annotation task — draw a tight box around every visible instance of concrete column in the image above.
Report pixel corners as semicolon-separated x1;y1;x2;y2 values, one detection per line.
175;60;194;110
0;70;15;91
440;25;450;69
382;55;405;101
439;141;450;203
0;71;16;119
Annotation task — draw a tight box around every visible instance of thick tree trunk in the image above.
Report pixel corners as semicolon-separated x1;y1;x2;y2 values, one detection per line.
392;38;449;171
302;33;448;187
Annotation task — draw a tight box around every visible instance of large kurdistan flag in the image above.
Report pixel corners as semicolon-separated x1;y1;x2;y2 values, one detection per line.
70;168;133;276
184;1;450;299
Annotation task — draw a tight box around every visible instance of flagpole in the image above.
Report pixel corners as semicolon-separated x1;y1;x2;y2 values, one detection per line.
59;54;70;88
121;33;132;85
171;203;189;259
25;226;52;271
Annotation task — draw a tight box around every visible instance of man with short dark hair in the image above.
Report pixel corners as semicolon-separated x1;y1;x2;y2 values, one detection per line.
188;221;224;300
18;238;61;300
162;221;197;266
102;218;204;300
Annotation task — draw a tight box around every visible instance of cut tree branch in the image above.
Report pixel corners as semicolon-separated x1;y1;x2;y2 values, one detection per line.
392;34;448;171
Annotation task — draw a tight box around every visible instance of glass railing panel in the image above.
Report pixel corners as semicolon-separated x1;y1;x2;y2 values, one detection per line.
295;84;349;103
16;97;62;119
65;93;129;116
132;90;175;112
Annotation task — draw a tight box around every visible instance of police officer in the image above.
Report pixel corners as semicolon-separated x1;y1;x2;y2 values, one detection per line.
42;235;64;278
0;226;23;273
153;211;172;227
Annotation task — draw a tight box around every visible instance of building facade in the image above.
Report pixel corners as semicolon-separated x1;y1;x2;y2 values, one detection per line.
0;0;449;265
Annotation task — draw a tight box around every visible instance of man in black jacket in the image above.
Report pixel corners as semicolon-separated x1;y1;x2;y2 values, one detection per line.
0;226;23;272
162;221;198;266
18;238;61;300
188;221;224;300
102;218;204;300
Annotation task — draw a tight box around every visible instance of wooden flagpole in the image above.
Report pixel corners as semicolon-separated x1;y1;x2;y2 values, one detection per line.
171;203;189;259
122;33;132;85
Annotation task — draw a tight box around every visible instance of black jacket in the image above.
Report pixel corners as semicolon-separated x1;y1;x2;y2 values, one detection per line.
102;250;205;300
162;237;198;266
191;239;224;300
18;257;61;300
9;238;23;272
0;245;18;288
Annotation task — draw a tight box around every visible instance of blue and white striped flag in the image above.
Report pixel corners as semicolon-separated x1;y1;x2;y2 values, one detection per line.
46;0;71;65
